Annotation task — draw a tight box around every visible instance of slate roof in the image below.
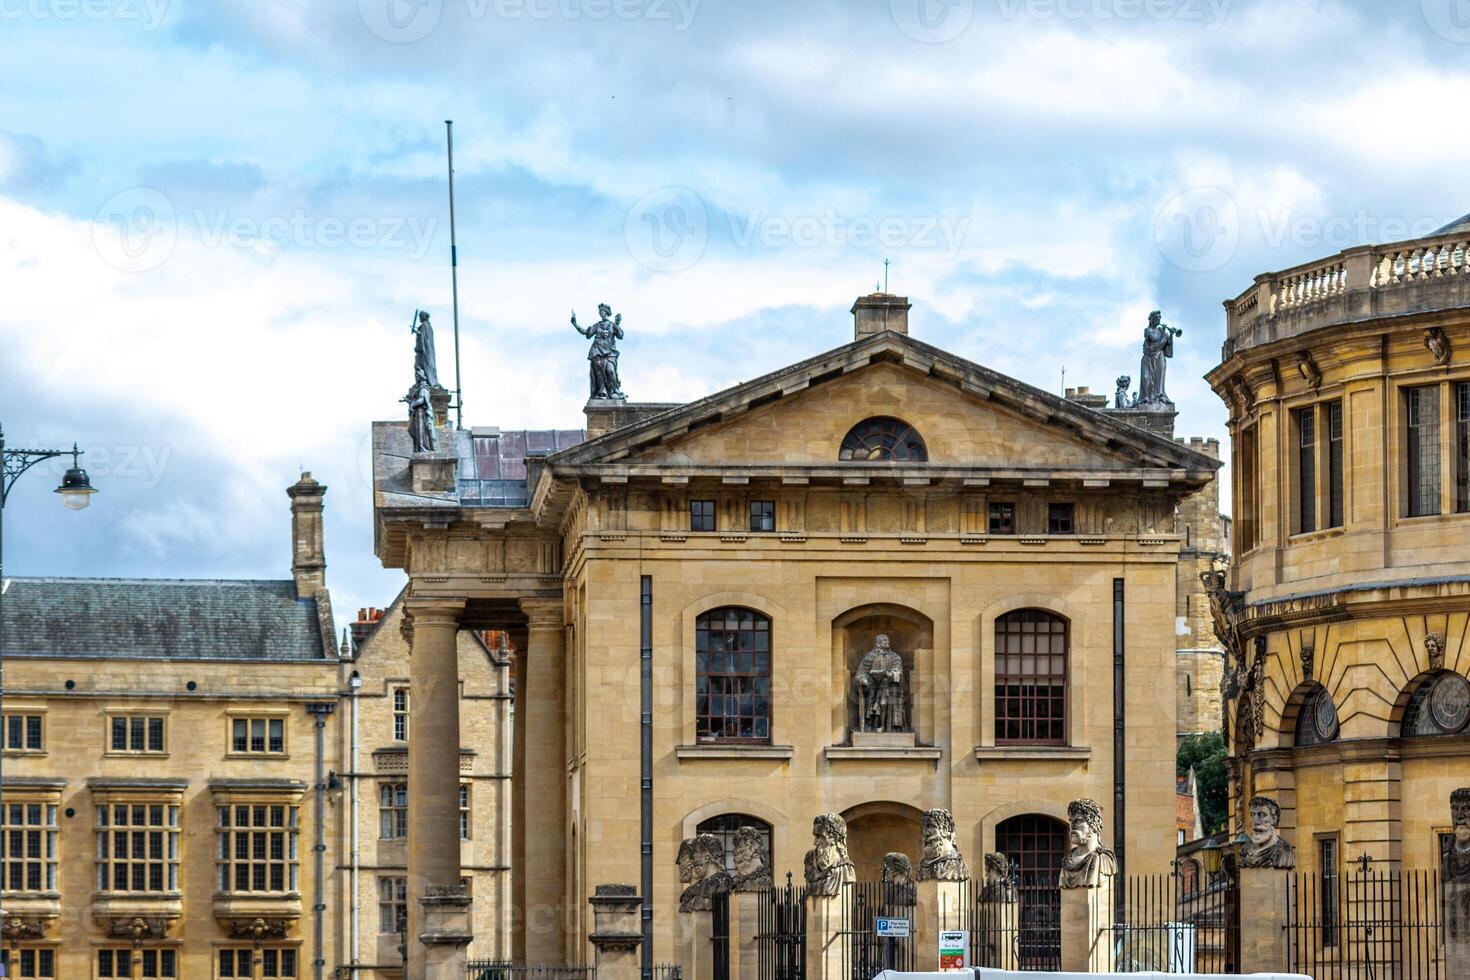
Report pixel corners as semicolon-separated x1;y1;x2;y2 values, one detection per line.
1436;213;1470;236
2;577;332;661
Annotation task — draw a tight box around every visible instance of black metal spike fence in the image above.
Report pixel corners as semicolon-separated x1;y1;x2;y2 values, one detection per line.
1286;867;1445;980
466;964;596;980
840;880;917;980
756;873;808;980
967;868;1062;971
712;888;732;980
1094;870;1240;974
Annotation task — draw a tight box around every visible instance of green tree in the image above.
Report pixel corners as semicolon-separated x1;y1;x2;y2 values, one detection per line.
1178;731;1229;836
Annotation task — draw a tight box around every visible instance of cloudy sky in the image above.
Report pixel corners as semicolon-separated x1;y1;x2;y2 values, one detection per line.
3;0;1468;627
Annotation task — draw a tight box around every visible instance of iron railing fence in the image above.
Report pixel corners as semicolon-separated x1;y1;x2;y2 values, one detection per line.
1095;871;1239;974
466;964;596;980
1287;867;1445;980
712;888;731;980
967;868;1061;971
840;879;917;980
756;874;808;980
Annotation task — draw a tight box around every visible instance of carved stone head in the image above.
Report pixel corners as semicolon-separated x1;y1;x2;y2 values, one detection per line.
1453;788;1470;843
813;812;847;852
1427;632;1447;671
980;852;1015;902
1067;799;1104;854
676;838;698;885
984;852;1008;881
1248;796;1281;844
733;827;769;882
882;852;914;888
1149;310;1162;326
598;303;612;317
874;634;891;652
918;808;968;881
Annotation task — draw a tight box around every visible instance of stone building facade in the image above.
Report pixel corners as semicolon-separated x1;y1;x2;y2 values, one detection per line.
1206;215;1470;878
371;294;1220;971
1173;437;1229;739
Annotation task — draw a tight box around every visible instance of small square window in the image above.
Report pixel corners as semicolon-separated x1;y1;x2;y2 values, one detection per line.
749;500;775;532
690;499;716;532
988;502;1015;535
1047;503;1075;534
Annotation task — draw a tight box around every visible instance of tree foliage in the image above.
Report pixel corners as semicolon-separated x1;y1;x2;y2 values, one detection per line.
1178;731;1229;836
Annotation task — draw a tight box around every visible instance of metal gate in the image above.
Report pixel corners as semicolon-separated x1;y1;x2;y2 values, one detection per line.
757;874;807;980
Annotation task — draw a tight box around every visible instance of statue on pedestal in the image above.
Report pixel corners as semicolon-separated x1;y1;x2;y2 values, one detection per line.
1240;796;1296;870
853;634;907;733
803;813;855;897
882;853;916;905
1114;375;1133;409
732;827;773;893
412;309;440;389
677;835;733;912
1137;310;1181;406
403;378;438;454
572;304;626;400
1060;799;1117;889
917;808;968;882
1444;789;1470;884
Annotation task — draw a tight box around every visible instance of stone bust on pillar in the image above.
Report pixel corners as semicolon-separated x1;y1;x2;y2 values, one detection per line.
1059;799;1117;889
1444;788;1470;884
677;835;733;912
916;808;969;881
881;853;916;904
731;826;773;893
981;853;1016;902
1240;796;1296;870
803;813;856;897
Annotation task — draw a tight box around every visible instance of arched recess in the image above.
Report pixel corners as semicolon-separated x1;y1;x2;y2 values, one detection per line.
679;591;788;745
838;800;926;883
1392;670;1470;738
1286;681;1339;748
977;799;1073;861
976;595;1085;749
680;798;790;878
831;603;935;745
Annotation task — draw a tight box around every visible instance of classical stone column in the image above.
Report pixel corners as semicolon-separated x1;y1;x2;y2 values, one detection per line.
404;597;469;980
519;597;569;963
589;885;644;980
1237;869;1290;974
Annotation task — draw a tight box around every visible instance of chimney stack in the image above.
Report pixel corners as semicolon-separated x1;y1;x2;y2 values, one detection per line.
287;472;327;599
851;292;911;339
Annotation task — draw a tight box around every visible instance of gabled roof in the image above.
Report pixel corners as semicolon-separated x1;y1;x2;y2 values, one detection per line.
546;330;1216;472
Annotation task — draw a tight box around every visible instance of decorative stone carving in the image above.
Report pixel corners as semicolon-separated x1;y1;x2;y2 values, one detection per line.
1137;310;1180;406
1240;796;1296;870
1444;789;1470;884
1060;799;1118;889
403;377;440;454
852;634;907;734
1230;375;1256;414
803;813;856;897
1300;638;1314;682
676;834;733;912
1428;632;1447;672
981;853;1016;903
917;808;969;882
109;915;171;942
226;916;292;941
1114;375;1133;409
572;304;626;400
732;826;773;893
589;884;644;953
1296;351;1322;390
1201;569;1246;693
1;914;47;942
1427;327;1452;367
881;852;917;905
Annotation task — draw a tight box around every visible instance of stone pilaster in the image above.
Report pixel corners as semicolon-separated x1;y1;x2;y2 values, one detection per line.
1238;869;1289;974
589;885;643;980
730;890;761;980
973;895;1019;971
1058;879;1112;973
676;910;714;980
1340;741;1402;869
1447;882;1470;980
913;879;965;971
519;597;569;963
403;597;468;980
421;886;473;979
803;893;843;980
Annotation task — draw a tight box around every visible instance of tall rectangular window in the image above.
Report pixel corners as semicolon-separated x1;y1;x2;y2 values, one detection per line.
379;875;408;933
4;714;43;752
95;803;179;893
994;610;1068;745
1327;401;1344;528
749;500;775;532
1458;383;1470;513
1296;406;1317;533
1319;836;1340;947
988;502;1015;535
392;688;409;742
460;784;471;840
1239;427;1258;552
216;804;299;894
1406;385;1442;517
1;802;57;892
690;499;716;532
379;783;407;840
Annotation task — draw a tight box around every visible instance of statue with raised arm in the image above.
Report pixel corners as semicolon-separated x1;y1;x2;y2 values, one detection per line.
572;303;626;400
853;634;907;733
1137;310;1181;406
403;378;438;454
412;309;440;389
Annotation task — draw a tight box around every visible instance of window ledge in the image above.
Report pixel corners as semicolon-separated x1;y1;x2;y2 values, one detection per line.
973;745;1091;764
824;745;943;762
676;744;794;760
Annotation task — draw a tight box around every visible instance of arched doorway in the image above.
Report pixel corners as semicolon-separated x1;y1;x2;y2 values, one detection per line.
995;814;1067;970
841;802;923;882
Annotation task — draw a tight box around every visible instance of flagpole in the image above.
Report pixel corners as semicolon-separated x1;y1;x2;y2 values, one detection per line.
446;119;464;430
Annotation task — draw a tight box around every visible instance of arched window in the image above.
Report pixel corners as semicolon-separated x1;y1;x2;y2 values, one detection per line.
995;610;1068;745
839;417;928;462
1402;672;1470;737
696;814;773;873
1295;685;1339;746
696;608;772;742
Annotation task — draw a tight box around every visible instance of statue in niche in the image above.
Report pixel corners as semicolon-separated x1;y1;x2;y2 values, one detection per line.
1240;796;1296;870
676;835;732;912
1060;798;1117;889
881;853;916;905
981;853;1016;903
403;377;439;454
1137;310;1181;406
731;827;773;893
917;808;969;882
803;813;856;897
852;634;907;733
571;303;626;400
1444;788;1470;884
412;309;441;389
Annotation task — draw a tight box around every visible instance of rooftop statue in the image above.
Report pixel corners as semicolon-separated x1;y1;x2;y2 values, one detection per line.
1137;310;1181;406
572;304;626;401
412;309;440;389
403;378;438;454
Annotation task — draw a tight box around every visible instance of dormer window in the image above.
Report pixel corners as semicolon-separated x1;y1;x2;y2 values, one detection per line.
839;417;927;462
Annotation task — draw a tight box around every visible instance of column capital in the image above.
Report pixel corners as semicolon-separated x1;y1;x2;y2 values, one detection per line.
403;596;468;629
519;597;565;629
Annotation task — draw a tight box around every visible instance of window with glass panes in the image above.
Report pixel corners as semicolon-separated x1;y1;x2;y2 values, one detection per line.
2;800;57;892
392;688;409;741
690;499;716;532
379;783;407;839
1319;836;1340;946
219;947;299;978
460;784;471;840
1327;401;1344;528
217;803;299;893
1406;385;1442;517
749;500;775;532
109;715;165;753
1047;503;1074;534
695;608;771;742
1239;427;1258;551
96;802;179;892
1458;383;1470;513
989;502;1015;535
1296;406;1317;533
231;717;285;755
98;948;176;978
4;713;43;751
994;610;1068;745
0;948;55;978
379;875;408;933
